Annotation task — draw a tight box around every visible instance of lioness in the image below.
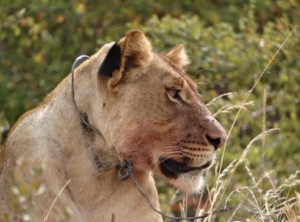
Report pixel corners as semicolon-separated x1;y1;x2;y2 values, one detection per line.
0;30;227;222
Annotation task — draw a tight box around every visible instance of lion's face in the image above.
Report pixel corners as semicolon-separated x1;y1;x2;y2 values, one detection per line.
95;30;227;193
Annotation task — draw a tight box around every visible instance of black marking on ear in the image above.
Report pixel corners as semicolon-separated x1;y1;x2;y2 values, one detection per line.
98;43;121;77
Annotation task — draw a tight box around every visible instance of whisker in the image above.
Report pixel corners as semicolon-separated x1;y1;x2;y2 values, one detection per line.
152;153;184;168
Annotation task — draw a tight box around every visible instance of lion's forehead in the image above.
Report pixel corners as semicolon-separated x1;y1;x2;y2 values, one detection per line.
155;52;185;75
153;52;198;92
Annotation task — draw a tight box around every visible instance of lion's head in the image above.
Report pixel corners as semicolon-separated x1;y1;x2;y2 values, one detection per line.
90;30;227;193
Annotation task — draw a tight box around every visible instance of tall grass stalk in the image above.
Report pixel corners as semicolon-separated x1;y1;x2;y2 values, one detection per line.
189;25;299;222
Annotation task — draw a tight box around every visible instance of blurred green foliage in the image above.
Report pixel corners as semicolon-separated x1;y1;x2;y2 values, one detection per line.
0;0;299;220
3;159;44;222
2;159;72;222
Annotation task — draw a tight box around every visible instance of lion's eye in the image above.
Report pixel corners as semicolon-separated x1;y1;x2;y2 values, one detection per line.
167;88;183;103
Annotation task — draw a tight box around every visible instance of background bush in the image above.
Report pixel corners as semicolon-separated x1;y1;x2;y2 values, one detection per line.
1;0;299;221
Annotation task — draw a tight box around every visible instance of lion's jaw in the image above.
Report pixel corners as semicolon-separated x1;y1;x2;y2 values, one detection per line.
116;123;219;193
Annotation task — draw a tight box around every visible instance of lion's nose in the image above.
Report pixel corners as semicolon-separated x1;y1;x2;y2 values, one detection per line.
206;134;226;150
203;115;227;150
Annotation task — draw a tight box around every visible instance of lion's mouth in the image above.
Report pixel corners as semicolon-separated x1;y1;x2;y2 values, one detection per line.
159;158;211;179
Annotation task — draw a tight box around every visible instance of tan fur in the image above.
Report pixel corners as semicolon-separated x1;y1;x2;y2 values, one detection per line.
166;44;190;68
0;30;227;222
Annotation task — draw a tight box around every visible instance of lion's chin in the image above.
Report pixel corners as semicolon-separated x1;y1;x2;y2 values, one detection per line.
157;157;209;193
169;173;206;193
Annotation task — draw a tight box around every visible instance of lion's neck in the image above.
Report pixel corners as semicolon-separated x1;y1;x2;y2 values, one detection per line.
43;70;144;208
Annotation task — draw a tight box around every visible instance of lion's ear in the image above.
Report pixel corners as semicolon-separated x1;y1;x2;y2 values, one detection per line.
166;45;190;68
99;29;153;89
